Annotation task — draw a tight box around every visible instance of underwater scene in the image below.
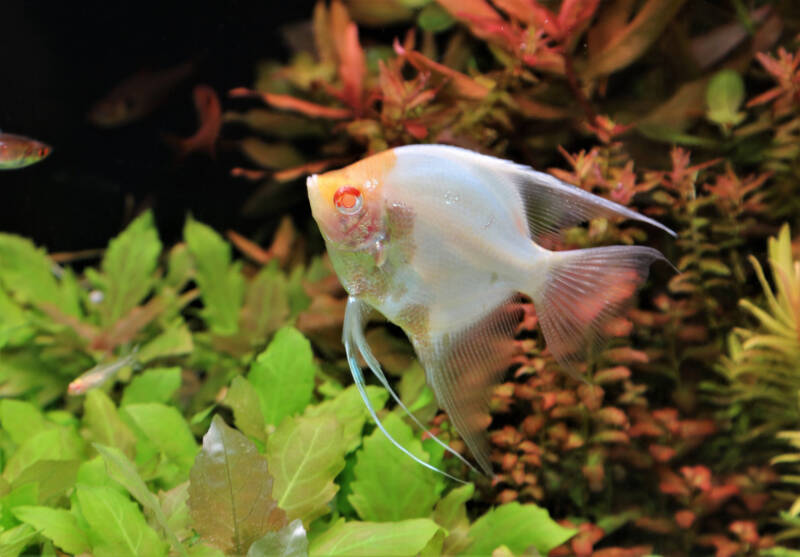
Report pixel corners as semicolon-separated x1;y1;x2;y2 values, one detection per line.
1;0;800;555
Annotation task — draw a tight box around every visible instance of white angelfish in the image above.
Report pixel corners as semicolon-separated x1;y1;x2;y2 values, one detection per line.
306;144;675;479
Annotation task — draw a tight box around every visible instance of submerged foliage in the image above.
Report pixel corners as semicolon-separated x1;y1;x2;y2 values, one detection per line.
1;0;800;556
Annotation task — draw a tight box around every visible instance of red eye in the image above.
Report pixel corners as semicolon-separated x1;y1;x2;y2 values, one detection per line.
333;186;363;215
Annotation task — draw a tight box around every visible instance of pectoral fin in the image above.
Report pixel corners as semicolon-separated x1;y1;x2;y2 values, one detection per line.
409;296;524;475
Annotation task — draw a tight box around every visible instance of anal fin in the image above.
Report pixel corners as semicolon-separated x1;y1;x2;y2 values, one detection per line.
409;296;524;475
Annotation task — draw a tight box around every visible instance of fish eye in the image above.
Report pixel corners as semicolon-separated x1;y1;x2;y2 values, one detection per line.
333;186;363;215
38;147;48;157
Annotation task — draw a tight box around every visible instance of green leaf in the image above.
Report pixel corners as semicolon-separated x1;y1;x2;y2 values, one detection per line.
74;484;167;557
121;403;198;480
433;483;474;554
3;428;83;484
184;217;244;335
0;523;36;557
138;324;194;364
10;460;80;504
348;413;443;522
309;518;441;556
467;502;577;555
84;390;137;457
0;234;75;314
0;399;52;445
99;210;162;325
241;263;290;340
188;415;288;554
417;3;454;32
706;69;746;128
0;483;38;528
95;444;187;557
267;415;346;524
12;506;90;555
121;367;182;406
248;327;317;427
0;352;65;406
305;385;388;453
224;376;267;443
247;519;308;557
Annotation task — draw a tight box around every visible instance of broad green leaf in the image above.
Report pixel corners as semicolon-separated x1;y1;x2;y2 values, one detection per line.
11;460;80;504
83;390;137;457
247;519;308;557
76;456;126;491
95;444;187;557
122;403;198;479
75;484;167;557
138;324;194;364
309;518;441;556
433;483;474;554
0;483;38;528
224;376;267;443
240;263;289;340
0;399;51;445
305;384;388;453
99;210;162;325
706;69;746;128
158;482;192;546
0;234;74;314
184;217;244;335
121;367;182;406
467;502;577;555
0;523;36;557
348;413;443;522
248;327;316;427
267;415;346;524
188;416;287;554
164;243;194;291
3;428;83;484
12;506;90;555
0;352;65;406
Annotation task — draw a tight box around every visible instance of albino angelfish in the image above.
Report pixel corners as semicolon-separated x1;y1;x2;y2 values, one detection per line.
307;144;674;479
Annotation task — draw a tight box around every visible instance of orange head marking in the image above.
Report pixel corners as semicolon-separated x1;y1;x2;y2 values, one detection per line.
307;149;396;249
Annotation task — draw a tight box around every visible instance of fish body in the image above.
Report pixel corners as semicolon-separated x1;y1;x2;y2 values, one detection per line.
0;133;51;169
307;144;674;476
67;347;139;395
88;60;195;127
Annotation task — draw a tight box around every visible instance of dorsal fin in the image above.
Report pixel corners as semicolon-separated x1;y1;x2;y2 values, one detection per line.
507;164;676;246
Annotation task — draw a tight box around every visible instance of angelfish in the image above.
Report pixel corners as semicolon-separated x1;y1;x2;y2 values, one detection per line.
306;144;675;478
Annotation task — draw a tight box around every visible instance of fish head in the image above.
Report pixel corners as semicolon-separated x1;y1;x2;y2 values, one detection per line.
307;149;396;252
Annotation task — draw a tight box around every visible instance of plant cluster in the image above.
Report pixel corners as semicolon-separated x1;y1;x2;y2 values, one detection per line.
1;0;800;555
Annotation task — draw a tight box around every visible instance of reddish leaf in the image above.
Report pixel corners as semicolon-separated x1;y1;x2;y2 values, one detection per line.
395;40;490;99
229;88;352;119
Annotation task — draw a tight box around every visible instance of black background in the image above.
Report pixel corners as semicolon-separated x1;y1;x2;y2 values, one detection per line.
0;1;317;251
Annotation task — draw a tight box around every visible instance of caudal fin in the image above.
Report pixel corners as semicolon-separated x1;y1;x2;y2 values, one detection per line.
527;246;668;373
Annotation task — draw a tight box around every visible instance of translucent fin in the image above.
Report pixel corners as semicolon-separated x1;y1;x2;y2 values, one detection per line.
510;165;676;245
527;246;667;371
410;297;524;475
343;297;469;483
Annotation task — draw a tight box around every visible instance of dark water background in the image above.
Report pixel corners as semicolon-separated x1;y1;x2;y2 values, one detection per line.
0;1;316;251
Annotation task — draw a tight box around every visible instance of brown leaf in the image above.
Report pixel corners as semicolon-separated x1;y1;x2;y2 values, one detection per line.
580;0;687;80
188;415;287;554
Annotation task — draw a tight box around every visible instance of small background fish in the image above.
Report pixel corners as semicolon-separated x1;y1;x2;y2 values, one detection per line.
0;133;51;169
308;144;675;476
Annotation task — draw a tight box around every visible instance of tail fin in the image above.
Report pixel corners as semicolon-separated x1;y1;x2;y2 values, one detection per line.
527;246;668;373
